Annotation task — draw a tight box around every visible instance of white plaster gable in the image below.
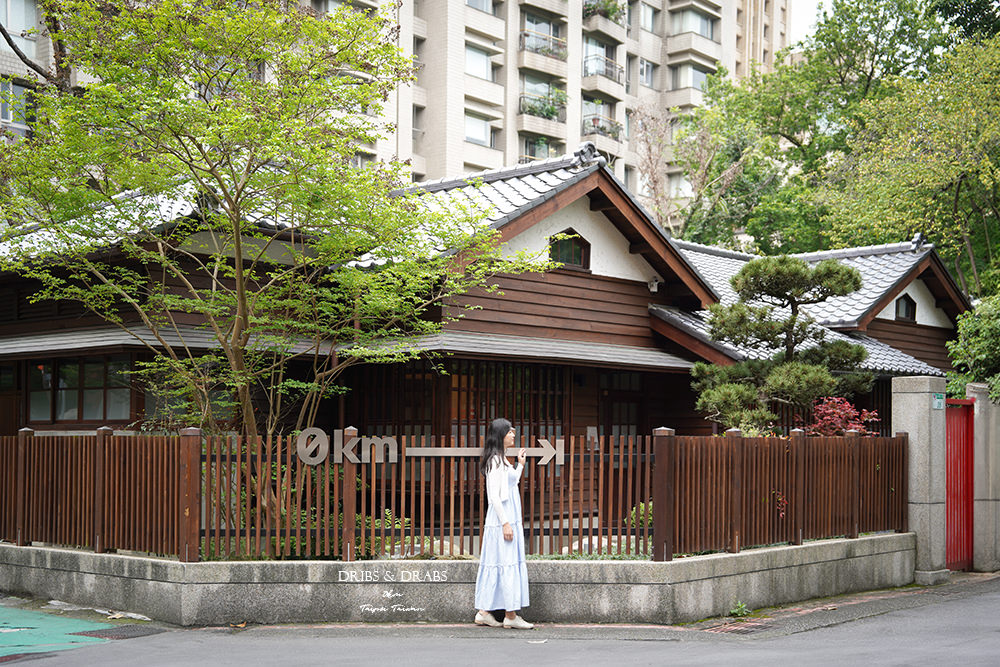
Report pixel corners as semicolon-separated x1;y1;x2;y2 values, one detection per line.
501;197;662;284
874;279;954;329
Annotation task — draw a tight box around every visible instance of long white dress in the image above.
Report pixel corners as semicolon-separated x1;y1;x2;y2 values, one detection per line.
474;456;530;611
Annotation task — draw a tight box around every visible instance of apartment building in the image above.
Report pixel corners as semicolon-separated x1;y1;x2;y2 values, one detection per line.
364;0;789;186
0;0;789;186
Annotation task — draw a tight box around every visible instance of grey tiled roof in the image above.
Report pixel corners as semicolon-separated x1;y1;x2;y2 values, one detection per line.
672;237;932;327
403;144;604;230
648;305;944;376
403;331;695;370
0;325;326;358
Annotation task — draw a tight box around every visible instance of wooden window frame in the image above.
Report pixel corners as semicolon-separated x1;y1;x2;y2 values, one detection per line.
549;227;591;271
26;354;136;426
895;294;917;322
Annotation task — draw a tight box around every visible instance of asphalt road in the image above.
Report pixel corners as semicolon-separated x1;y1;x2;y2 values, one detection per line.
4;573;1000;666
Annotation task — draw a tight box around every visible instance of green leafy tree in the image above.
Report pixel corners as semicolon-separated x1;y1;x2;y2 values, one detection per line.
692;257;871;430
929;0;1000;39
662;0;950;248
831;36;1000;297
0;0;543;437
946;294;1000;401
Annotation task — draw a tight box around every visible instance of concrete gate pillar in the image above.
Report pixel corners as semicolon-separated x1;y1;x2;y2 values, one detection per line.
967;383;1000;572
892;376;950;584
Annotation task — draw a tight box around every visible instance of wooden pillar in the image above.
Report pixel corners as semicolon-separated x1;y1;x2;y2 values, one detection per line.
15;427;32;546
341;426;358;561
847;429;860;539
727;428;743;554
651;427;674;562
93;426;113;553
791;428;805;546
178;427;202;563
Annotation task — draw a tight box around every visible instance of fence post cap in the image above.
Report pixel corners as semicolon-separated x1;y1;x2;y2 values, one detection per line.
653;427;675;436
724;428;742;437
789;428;805;437
845;429;861;437
344;426;358;436
17;427;34;436
95;425;114;433
179;427;202;437
894;431;909;438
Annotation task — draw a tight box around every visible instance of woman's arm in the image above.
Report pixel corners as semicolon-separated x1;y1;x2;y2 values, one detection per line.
485;460;510;526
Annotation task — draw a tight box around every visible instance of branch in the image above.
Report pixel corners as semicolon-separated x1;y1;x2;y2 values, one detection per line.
0;22;58;85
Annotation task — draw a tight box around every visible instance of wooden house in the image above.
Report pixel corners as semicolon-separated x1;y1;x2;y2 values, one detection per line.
0;144;971;438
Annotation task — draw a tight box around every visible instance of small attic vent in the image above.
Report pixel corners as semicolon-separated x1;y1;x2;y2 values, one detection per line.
895;294;916;322
550;228;590;270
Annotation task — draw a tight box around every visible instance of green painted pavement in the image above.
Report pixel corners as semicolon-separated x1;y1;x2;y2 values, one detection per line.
0;606;113;658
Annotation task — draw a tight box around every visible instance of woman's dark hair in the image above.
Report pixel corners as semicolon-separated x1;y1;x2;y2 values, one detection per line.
480;418;512;475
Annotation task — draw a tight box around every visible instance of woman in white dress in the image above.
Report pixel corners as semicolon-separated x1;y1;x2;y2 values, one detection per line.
474;418;533;629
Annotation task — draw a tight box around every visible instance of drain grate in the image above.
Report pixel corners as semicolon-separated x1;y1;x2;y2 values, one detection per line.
705;621;772;635
71;625;166;640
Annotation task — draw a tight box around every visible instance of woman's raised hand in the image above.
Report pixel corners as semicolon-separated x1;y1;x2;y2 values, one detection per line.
517;448;526;465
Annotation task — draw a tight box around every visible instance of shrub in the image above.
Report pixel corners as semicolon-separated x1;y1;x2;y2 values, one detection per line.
806;396;879;436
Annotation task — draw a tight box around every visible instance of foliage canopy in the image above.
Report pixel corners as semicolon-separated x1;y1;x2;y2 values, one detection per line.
0;0;542;436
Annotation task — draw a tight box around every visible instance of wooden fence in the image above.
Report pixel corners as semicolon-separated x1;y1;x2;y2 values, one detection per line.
0;427;908;562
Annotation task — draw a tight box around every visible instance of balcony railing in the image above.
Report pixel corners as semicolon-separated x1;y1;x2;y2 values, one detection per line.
581;114;623;141
519;30;568;61
582;54;624;84
519;141;562;163
518;92;567;122
583;0;626;25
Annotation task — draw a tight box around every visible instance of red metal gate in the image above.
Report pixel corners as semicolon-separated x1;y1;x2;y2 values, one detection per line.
946;398;974;571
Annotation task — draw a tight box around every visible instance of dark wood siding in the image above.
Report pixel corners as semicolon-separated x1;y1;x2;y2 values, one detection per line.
445;270;671;348
865;319;956;372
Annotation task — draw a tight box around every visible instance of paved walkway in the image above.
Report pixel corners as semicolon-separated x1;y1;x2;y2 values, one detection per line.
2;571;999;664
0;605;113;660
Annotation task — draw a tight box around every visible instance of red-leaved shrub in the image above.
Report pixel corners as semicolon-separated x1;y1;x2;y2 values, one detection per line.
806;397;879;436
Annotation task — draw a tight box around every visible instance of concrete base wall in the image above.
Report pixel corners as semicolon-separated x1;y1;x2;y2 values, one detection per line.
0;534;915;626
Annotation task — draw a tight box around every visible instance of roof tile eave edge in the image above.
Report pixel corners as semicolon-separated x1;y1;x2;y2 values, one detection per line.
648;305;745;362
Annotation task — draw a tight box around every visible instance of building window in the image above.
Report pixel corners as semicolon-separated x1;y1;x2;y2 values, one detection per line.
895;294;917;322
672;9;716;41
464;112;492;146
520;134;561;162
668;173;692;198
1;0;36;58
638;58;655;87
640;2;657;32
464;44;493;80
29;356;132;423
549;228;590;269
467;0;493;13
0;80;31;137
671;64;711;91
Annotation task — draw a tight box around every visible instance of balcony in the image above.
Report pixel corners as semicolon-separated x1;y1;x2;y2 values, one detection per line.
662;87;704;109
582;15;627;44
581;114;622;141
519;30;568;61
581;54;626;100
583;0;625;25
518;0;568;16
518;137;563;163
519;92;566;122
666;32;723;63
464;3;506;40
583;54;624;83
464;74;505;107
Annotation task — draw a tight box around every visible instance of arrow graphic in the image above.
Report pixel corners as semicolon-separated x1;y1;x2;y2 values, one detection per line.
404;438;564;465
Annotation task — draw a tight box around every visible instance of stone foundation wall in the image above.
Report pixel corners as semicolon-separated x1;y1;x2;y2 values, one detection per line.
0;533;915;626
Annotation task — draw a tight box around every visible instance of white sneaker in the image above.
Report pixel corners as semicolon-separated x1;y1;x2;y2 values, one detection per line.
475;611;502;627
503;614;534;630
